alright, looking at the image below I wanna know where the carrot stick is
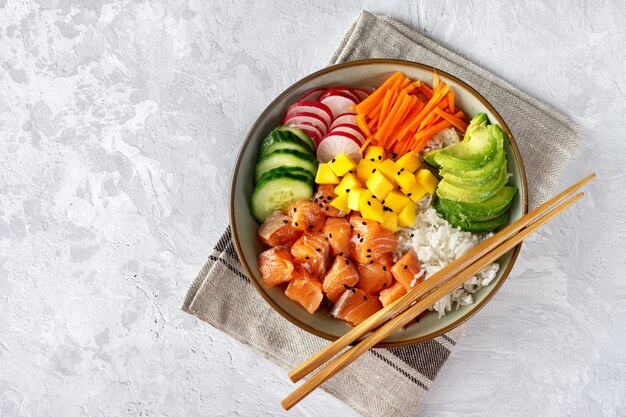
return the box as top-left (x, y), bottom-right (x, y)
top-left (355, 71), bottom-right (404, 113)
top-left (433, 107), bottom-right (468, 132)
top-left (403, 80), bottom-right (421, 94)
top-left (376, 90), bottom-right (408, 146)
top-left (385, 95), bottom-right (416, 147)
top-left (397, 84), bottom-right (450, 139)
top-left (413, 120), bottom-right (452, 144)
top-left (419, 83), bottom-right (433, 99)
top-left (359, 137), bottom-right (373, 153)
top-left (355, 113), bottom-right (373, 138)
top-left (447, 92), bottom-right (454, 113)
top-left (377, 89), bottom-right (394, 131)
top-left (418, 100), bottom-right (448, 131)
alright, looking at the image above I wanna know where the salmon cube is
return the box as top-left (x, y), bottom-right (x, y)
top-left (323, 256), bottom-right (360, 303)
top-left (258, 247), bottom-right (295, 288)
top-left (289, 200), bottom-right (326, 232)
top-left (391, 250), bottom-right (423, 291)
top-left (378, 281), bottom-right (407, 307)
top-left (285, 267), bottom-right (324, 314)
top-left (313, 185), bottom-right (346, 218)
top-left (290, 232), bottom-right (330, 277)
top-left (257, 210), bottom-right (302, 247)
top-left (322, 217), bottom-right (351, 257)
top-left (331, 287), bottom-right (383, 326)
top-left (357, 262), bottom-right (393, 294)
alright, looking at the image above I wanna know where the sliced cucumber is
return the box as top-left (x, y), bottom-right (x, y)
top-left (251, 172), bottom-right (314, 222)
top-left (255, 149), bottom-right (318, 183)
top-left (275, 125), bottom-right (316, 153)
top-left (259, 130), bottom-right (313, 158)
top-left (256, 166), bottom-right (314, 184)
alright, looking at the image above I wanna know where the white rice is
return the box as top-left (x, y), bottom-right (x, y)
top-left (394, 126), bottom-right (499, 317)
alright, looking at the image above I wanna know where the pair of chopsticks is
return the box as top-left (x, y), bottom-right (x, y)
top-left (282, 173), bottom-right (595, 410)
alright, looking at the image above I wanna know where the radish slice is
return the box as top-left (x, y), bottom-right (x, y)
top-left (297, 87), bottom-right (325, 102)
top-left (330, 113), bottom-right (358, 130)
top-left (351, 88), bottom-right (370, 102)
top-left (329, 123), bottom-right (366, 144)
top-left (320, 87), bottom-right (361, 103)
top-left (282, 112), bottom-right (328, 136)
top-left (317, 132), bottom-right (363, 163)
top-left (286, 101), bottom-right (333, 129)
top-left (319, 94), bottom-right (358, 119)
top-left (289, 122), bottom-right (323, 144)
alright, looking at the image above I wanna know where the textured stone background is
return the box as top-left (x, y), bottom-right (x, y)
top-left (1, 1), bottom-right (625, 416)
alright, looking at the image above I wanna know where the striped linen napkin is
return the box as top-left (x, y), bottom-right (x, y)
top-left (182, 11), bottom-right (579, 417)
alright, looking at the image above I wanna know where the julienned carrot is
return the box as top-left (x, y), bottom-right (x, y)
top-left (385, 95), bottom-right (416, 147)
top-left (359, 137), bottom-right (373, 153)
top-left (376, 90), bottom-right (408, 146)
top-left (418, 83), bottom-right (433, 99)
top-left (413, 120), bottom-right (452, 144)
top-left (447, 92), bottom-right (454, 113)
top-left (397, 83), bottom-right (450, 139)
top-left (355, 71), bottom-right (404, 114)
top-left (433, 107), bottom-right (468, 132)
top-left (355, 114), bottom-right (372, 138)
top-left (418, 100), bottom-right (448, 131)
top-left (377, 89), bottom-right (393, 131)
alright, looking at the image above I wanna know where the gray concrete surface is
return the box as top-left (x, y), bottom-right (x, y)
top-left (1, 1), bottom-right (624, 416)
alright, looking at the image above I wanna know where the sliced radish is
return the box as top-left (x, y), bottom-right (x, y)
top-left (320, 87), bottom-right (361, 103)
top-left (319, 94), bottom-right (358, 119)
top-left (289, 122), bottom-right (323, 144)
top-left (330, 113), bottom-right (358, 130)
top-left (286, 101), bottom-right (333, 129)
top-left (317, 132), bottom-right (362, 163)
top-left (351, 88), bottom-right (370, 102)
top-left (329, 123), bottom-right (366, 144)
top-left (282, 112), bottom-right (328, 136)
top-left (297, 87), bottom-right (325, 102)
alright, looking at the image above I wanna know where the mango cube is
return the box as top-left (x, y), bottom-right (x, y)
top-left (384, 190), bottom-right (411, 214)
top-left (315, 163), bottom-right (340, 185)
top-left (416, 168), bottom-right (439, 194)
top-left (328, 153), bottom-right (357, 177)
top-left (366, 170), bottom-right (394, 200)
top-left (381, 211), bottom-right (398, 232)
top-left (377, 159), bottom-right (401, 185)
top-left (405, 182), bottom-right (428, 203)
top-left (396, 152), bottom-right (421, 173)
top-left (347, 188), bottom-right (366, 211)
top-left (333, 173), bottom-right (362, 195)
top-left (397, 203), bottom-right (417, 227)
top-left (396, 170), bottom-right (417, 192)
top-left (358, 190), bottom-right (384, 223)
top-left (356, 158), bottom-right (379, 183)
top-left (363, 146), bottom-right (386, 162)
top-left (330, 193), bottom-right (350, 213)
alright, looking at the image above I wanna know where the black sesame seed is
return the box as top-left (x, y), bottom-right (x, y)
top-left (407, 193), bottom-right (412, 197)
top-left (363, 295), bottom-right (367, 301)
top-left (382, 282), bottom-right (388, 287)
top-left (359, 238), bottom-right (364, 243)
top-left (370, 260), bottom-right (374, 264)
top-left (367, 249), bottom-right (371, 253)
top-left (410, 233), bottom-right (414, 238)
top-left (283, 220), bottom-right (289, 224)
top-left (403, 264), bottom-right (408, 270)
top-left (345, 259), bottom-right (350, 265)
top-left (367, 201), bottom-right (371, 206)
top-left (331, 158), bottom-right (336, 163)
top-left (308, 225), bottom-right (314, 229)
top-left (362, 221), bottom-right (366, 225)
top-left (319, 203), bottom-right (323, 208)
top-left (315, 248), bottom-right (321, 252)
top-left (305, 256), bottom-right (310, 260)
top-left (366, 255), bottom-right (371, 258)
top-left (391, 152), bottom-right (397, 159)
top-left (370, 158), bottom-right (375, 162)
top-left (345, 188), bottom-right (350, 193)
top-left (351, 288), bottom-right (356, 293)
top-left (295, 222), bottom-right (299, 227)
top-left (344, 284), bottom-right (351, 289)
top-left (328, 233), bottom-right (332, 238)
top-left (397, 171), bottom-right (401, 176)
top-left (357, 233), bottom-right (361, 239)
top-left (382, 266), bottom-right (387, 271)
top-left (372, 168), bottom-right (377, 173)
top-left (338, 252), bottom-right (344, 256)
top-left (381, 200), bottom-right (385, 204)
top-left (350, 225), bottom-right (354, 229)
top-left (400, 168), bottom-right (405, 172)
top-left (325, 207), bottom-right (329, 211)
top-left (293, 208), bottom-right (297, 213)
top-left (378, 155), bottom-right (382, 160)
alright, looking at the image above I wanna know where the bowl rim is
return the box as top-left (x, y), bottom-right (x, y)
top-left (229, 58), bottom-right (528, 348)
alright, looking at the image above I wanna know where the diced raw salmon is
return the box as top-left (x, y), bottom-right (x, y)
top-left (348, 215), bottom-right (398, 264)
top-left (313, 184), bottom-right (346, 218)
top-left (357, 262), bottom-right (393, 294)
top-left (322, 255), bottom-right (360, 303)
top-left (391, 249), bottom-right (423, 291)
top-left (257, 210), bottom-right (302, 247)
top-left (284, 266), bottom-right (324, 314)
top-left (258, 247), bottom-right (295, 288)
top-left (322, 217), bottom-right (352, 257)
top-left (331, 287), bottom-right (383, 326)
top-left (290, 232), bottom-right (330, 277)
top-left (378, 252), bottom-right (395, 267)
top-left (378, 281), bottom-right (407, 307)
top-left (289, 200), bottom-right (326, 232)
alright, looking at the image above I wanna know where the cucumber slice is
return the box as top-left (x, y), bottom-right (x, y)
top-left (259, 130), bottom-right (313, 158)
top-left (255, 149), bottom-right (318, 183)
top-left (275, 126), bottom-right (316, 152)
top-left (251, 172), bottom-right (314, 222)
top-left (256, 166), bottom-right (314, 184)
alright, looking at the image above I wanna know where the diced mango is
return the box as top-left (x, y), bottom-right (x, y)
top-left (334, 173), bottom-right (362, 195)
top-left (328, 153), bottom-right (357, 177)
top-left (358, 190), bottom-right (384, 223)
top-left (396, 153), bottom-right (421, 173)
top-left (347, 188), bottom-right (366, 211)
top-left (397, 203), bottom-right (417, 227)
top-left (416, 169), bottom-right (439, 194)
top-left (377, 159), bottom-right (401, 185)
top-left (330, 193), bottom-right (351, 213)
top-left (384, 190), bottom-right (411, 214)
top-left (315, 163), bottom-right (340, 185)
top-left (381, 211), bottom-right (398, 232)
top-left (356, 158), bottom-right (379, 183)
top-left (363, 146), bottom-right (386, 162)
top-left (366, 170), bottom-right (394, 200)
top-left (396, 170), bottom-right (417, 192)
top-left (405, 182), bottom-right (428, 202)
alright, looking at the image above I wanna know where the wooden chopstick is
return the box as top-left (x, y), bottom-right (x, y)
top-left (282, 191), bottom-right (586, 410)
top-left (289, 173), bottom-right (596, 383)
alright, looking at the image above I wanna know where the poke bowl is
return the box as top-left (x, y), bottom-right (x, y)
top-left (230, 59), bottom-right (527, 347)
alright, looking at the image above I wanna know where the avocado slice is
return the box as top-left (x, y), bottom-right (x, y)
top-left (435, 198), bottom-right (510, 233)
top-left (422, 148), bottom-right (441, 168)
top-left (436, 186), bottom-right (517, 222)
top-left (436, 164), bottom-right (509, 203)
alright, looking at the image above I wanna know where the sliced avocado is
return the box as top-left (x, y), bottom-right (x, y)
top-left (435, 198), bottom-right (509, 233)
top-left (436, 164), bottom-right (509, 203)
top-left (434, 122), bottom-right (497, 170)
top-left (422, 148), bottom-right (441, 168)
top-left (440, 146), bottom-right (505, 186)
top-left (436, 186), bottom-right (517, 222)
